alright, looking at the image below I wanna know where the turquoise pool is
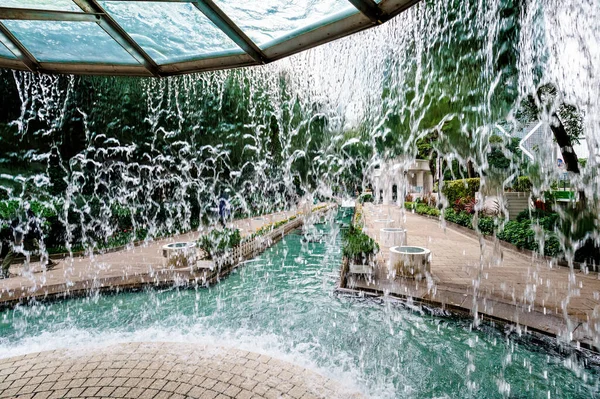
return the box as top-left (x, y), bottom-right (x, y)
top-left (0, 219), bottom-right (598, 398)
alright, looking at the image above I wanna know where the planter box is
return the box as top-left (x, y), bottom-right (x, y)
top-left (389, 246), bottom-right (431, 279)
top-left (162, 242), bottom-right (197, 268)
top-left (348, 264), bottom-right (374, 276)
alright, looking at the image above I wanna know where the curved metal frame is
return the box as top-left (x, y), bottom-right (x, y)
top-left (0, 0), bottom-right (420, 77)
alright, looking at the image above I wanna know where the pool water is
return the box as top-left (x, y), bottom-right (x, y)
top-left (0, 218), bottom-right (598, 398)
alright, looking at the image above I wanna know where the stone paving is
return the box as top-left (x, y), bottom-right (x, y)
top-left (0, 210), bottom-right (299, 307)
top-left (0, 342), bottom-right (361, 399)
top-left (348, 203), bottom-right (600, 350)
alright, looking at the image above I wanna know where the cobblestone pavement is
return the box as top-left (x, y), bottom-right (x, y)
top-left (350, 204), bottom-right (600, 350)
top-left (0, 342), bottom-right (361, 399)
top-left (0, 210), bottom-right (299, 306)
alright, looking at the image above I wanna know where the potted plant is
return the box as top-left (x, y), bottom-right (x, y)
top-left (342, 226), bottom-right (379, 275)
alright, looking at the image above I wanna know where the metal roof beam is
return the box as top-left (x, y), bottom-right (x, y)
top-left (72, 0), bottom-right (161, 77)
top-left (0, 7), bottom-right (100, 23)
top-left (346, 0), bottom-right (382, 24)
top-left (0, 21), bottom-right (39, 72)
top-left (192, 0), bottom-right (267, 64)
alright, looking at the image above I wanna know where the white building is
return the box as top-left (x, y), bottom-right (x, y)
top-left (371, 159), bottom-right (434, 204)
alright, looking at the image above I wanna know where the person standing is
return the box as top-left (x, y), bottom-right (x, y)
top-left (218, 196), bottom-right (227, 227)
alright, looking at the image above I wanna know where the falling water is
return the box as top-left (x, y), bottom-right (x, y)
top-left (0, 0), bottom-right (599, 397)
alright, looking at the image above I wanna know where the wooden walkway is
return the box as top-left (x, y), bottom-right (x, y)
top-left (0, 208), bottom-right (323, 309)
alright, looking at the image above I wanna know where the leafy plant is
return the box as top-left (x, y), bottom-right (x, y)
top-left (358, 193), bottom-right (373, 203)
top-left (512, 176), bottom-right (532, 192)
top-left (463, 198), bottom-right (477, 214)
top-left (198, 228), bottom-right (241, 259)
top-left (444, 208), bottom-right (473, 228)
top-left (422, 193), bottom-right (437, 207)
top-left (442, 178), bottom-right (480, 204)
top-left (342, 226), bottom-right (379, 264)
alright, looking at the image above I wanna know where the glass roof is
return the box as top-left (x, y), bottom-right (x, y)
top-left (213, 0), bottom-right (358, 48)
top-left (0, 0), bottom-right (81, 11)
top-left (0, 0), bottom-right (417, 76)
top-left (100, 1), bottom-right (244, 64)
top-left (4, 20), bottom-right (140, 64)
top-left (0, 40), bottom-right (14, 58)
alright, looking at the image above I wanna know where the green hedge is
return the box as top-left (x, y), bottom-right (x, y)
top-left (407, 202), bottom-right (561, 257)
top-left (497, 220), bottom-right (560, 257)
top-left (441, 178), bottom-right (480, 204)
top-left (512, 176), bottom-right (532, 192)
top-left (404, 202), bottom-right (441, 217)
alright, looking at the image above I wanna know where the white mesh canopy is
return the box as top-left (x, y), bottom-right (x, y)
top-left (0, 0), bottom-right (418, 76)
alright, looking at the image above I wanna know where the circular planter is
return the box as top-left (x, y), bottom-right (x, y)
top-left (389, 246), bottom-right (431, 279)
top-left (380, 228), bottom-right (407, 248)
top-left (372, 219), bottom-right (394, 239)
top-left (162, 242), bottom-right (197, 268)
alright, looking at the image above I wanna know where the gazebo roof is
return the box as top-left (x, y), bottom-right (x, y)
top-left (0, 0), bottom-right (418, 77)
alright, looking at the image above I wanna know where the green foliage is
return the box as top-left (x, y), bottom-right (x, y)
top-left (516, 209), bottom-right (559, 230)
top-left (496, 220), bottom-right (560, 257)
top-left (441, 178), bottom-right (480, 205)
top-left (476, 217), bottom-right (496, 236)
top-left (198, 228), bottom-right (242, 259)
top-left (358, 193), bottom-right (373, 203)
top-left (417, 204), bottom-right (440, 217)
top-left (487, 136), bottom-right (523, 172)
top-left (407, 204), bottom-right (562, 257)
top-left (342, 226), bottom-right (379, 263)
top-left (404, 201), bottom-right (441, 217)
top-left (512, 176), bottom-right (532, 192)
top-left (444, 208), bottom-right (473, 228)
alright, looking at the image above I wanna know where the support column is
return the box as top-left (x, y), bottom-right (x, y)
top-left (416, 171), bottom-right (424, 196)
top-left (426, 173), bottom-right (434, 194)
top-left (382, 183), bottom-right (391, 205)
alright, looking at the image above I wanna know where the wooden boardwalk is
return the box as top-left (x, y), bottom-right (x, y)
top-left (0, 208), bottom-right (322, 309)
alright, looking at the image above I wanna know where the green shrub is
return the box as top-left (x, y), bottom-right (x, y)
top-left (497, 220), bottom-right (534, 249)
top-left (496, 220), bottom-right (560, 256)
top-left (415, 204), bottom-right (440, 217)
top-left (476, 216), bottom-right (495, 236)
top-left (441, 178), bottom-right (480, 204)
top-left (405, 198), bottom-right (566, 258)
top-left (342, 226), bottom-right (379, 263)
top-left (444, 208), bottom-right (472, 228)
top-left (404, 202), bottom-right (440, 217)
top-left (198, 227), bottom-right (241, 259)
top-left (358, 193), bottom-right (373, 203)
top-left (513, 176), bottom-right (532, 192)
top-left (516, 209), bottom-right (559, 231)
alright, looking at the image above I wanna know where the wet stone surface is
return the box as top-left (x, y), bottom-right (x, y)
top-left (0, 342), bottom-right (362, 399)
